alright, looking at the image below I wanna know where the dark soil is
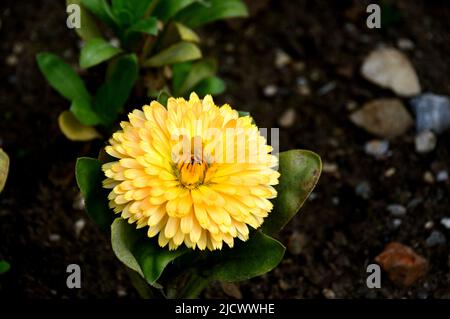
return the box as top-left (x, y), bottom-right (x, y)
top-left (0, 0), bottom-right (449, 298)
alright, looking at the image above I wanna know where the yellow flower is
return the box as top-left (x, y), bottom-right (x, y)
top-left (102, 93), bottom-right (279, 250)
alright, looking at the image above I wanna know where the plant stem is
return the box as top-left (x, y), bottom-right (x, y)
top-left (177, 273), bottom-right (209, 299)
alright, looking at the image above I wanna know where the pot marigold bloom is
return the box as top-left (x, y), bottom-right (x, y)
top-left (102, 93), bottom-right (279, 250)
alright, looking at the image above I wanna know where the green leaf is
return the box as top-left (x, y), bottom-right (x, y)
top-left (75, 157), bottom-right (113, 230)
top-left (144, 42), bottom-right (201, 68)
top-left (36, 53), bottom-right (91, 102)
top-left (111, 0), bottom-right (153, 27)
top-left (58, 111), bottom-right (101, 141)
top-left (0, 260), bottom-right (10, 274)
top-left (175, 0), bottom-right (248, 28)
top-left (0, 148), bottom-right (9, 193)
top-left (94, 54), bottom-right (138, 125)
top-left (157, 90), bottom-right (171, 106)
top-left (203, 231), bottom-right (285, 282)
top-left (171, 62), bottom-right (193, 95)
top-left (111, 218), bottom-right (186, 285)
top-left (79, 38), bottom-right (122, 69)
top-left (70, 98), bottom-right (102, 126)
top-left (174, 58), bottom-right (216, 96)
top-left (238, 110), bottom-right (250, 117)
top-left (262, 150), bottom-right (322, 236)
top-left (192, 76), bottom-right (225, 97)
top-left (66, 0), bottom-right (102, 40)
top-left (153, 0), bottom-right (198, 22)
top-left (81, 0), bottom-right (117, 28)
top-left (126, 17), bottom-right (158, 36)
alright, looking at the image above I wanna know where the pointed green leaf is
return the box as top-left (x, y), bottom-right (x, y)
top-left (143, 42), bottom-right (201, 67)
top-left (69, 98), bottom-right (102, 126)
top-left (126, 17), bottom-right (158, 36)
top-left (59, 111), bottom-right (101, 141)
top-left (80, 38), bottom-right (122, 69)
top-left (174, 58), bottom-right (216, 96)
top-left (176, 0), bottom-right (248, 28)
top-left (171, 62), bottom-right (193, 95)
top-left (262, 150), bottom-right (322, 236)
top-left (157, 90), bottom-right (171, 106)
top-left (81, 0), bottom-right (117, 28)
top-left (0, 148), bottom-right (9, 193)
top-left (75, 157), bottom-right (113, 230)
top-left (153, 0), bottom-right (198, 22)
top-left (66, 0), bottom-right (102, 40)
top-left (111, 0), bottom-right (153, 26)
top-left (203, 232), bottom-right (285, 282)
top-left (94, 54), bottom-right (138, 125)
top-left (173, 22), bottom-right (200, 43)
top-left (36, 53), bottom-right (91, 102)
top-left (192, 76), bottom-right (225, 97)
top-left (111, 218), bottom-right (186, 285)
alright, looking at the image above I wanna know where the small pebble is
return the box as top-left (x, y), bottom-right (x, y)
top-left (397, 38), bottom-right (415, 50)
top-left (75, 219), bottom-right (86, 236)
top-left (355, 181), bottom-right (371, 199)
top-left (49, 234), bottom-right (61, 242)
top-left (440, 218), bottom-right (450, 229)
top-left (322, 288), bottom-right (336, 299)
top-left (275, 50), bottom-right (291, 68)
top-left (317, 81), bottom-right (336, 96)
top-left (346, 101), bottom-right (358, 111)
top-left (424, 221), bottom-right (434, 230)
top-left (322, 162), bottom-right (338, 174)
top-left (387, 204), bottom-right (407, 217)
top-left (384, 167), bottom-right (396, 177)
top-left (425, 230), bottom-right (446, 247)
top-left (332, 196), bottom-right (340, 205)
top-left (6, 55), bottom-right (18, 66)
top-left (392, 219), bottom-right (402, 228)
top-left (364, 139), bottom-right (389, 158)
top-left (423, 171), bottom-right (435, 184)
top-left (278, 108), bottom-right (296, 128)
top-left (263, 85), bottom-right (277, 97)
top-left (436, 170), bottom-right (448, 182)
top-left (288, 231), bottom-right (306, 255)
top-left (109, 38), bottom-right (120, 48)
top-left (415, 130), bottom-right (436, 153)
top-left (73, 193), bottom-right (85, 210)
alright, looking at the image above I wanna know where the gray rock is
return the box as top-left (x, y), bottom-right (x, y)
top-left (410, 93), bottom-right (450, 134)
top-left (350, 99), bottom-right (413, 138)
top-left (425, 230), bottom-right (446, 247)
top-left (361, 47), bottom-right (421, 97)
top-left (364, 139), bottom-right (389, 158)
top-left (387, 204), bottom-right (407, 216)
top-left (278, 108), bottom-right (296, 128)
top-left (436, 170), bottom-right (448, 182)
top-left (355, 181), bottom-right (372, 199)
top-left (415, 130), bottom-right (436, 153)
top-left (440, 218), bottom-right (450, 229)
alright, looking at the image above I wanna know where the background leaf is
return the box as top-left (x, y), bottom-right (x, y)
top-left (0, 148), bottom-right (9, 193)
top-left (94, 54), bottom-right (139, 125)
top-left (58, 111), bottom-right (101, 141)
top-left (192, 76), bottom-right (225, 97)
top-left (143, 42), bottom-right (201, 67)
top-left (81, 0), bottom-right (118, 29)
top-left (126, 17), bottom-right (158, 36)
top-left (175, 0), bottom-right (248, 28)
top-left (0, 260), bottom-right (10, 274)
top-left (173, 58), bottom-right (216, 96)
top-left (36, 53), bottom-right (91, 102)
top-left (75, 157), bottom-right (113, 230)
top-left (66, 0), bottom-right (102, 40)
top-left (153, 0), bottom-right (198, 22)
top-left (111, 0), bottom-right (153, 27)
top-left (70, 98), bottom-right (102, 126)
top-left (79, 38), bottom-right (122, 69)
top-left (262, 150), bottom-right (322, 236)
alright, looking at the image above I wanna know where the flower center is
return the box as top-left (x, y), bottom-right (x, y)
top-left (175, 136), bottom-right (208, 189)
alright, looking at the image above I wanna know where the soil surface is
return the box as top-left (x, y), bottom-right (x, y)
top-left (0, 0), bottom-right (449, 298)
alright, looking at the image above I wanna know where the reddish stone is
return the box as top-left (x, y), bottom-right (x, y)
top-left (375, 242), bottom-right (428, 287)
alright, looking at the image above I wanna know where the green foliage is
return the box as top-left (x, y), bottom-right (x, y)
top-left (0, 260), bottom-right (10, 275)
top-left (38, 0), bottom-right (248, 141)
